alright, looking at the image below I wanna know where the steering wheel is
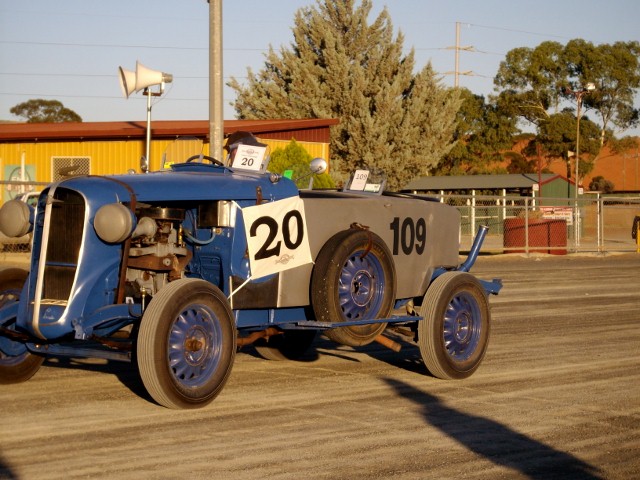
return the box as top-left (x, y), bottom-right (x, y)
top-left (185, 154), bottom-right (224, 166)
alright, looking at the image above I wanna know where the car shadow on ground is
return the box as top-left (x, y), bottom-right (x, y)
top-left (359, 331), bottom-right (432, 375)
top-left (381, 377), bottom-right (603, 480)
top-left (0, 453), bottom-right (18, 480)
top-left (41, 357), bottom-right (153, 404)
top-left (241, 334), bottom-right (365, 363)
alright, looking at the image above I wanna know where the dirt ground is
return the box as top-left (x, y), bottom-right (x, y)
top-left (1, 253), bottom-right (639, 479)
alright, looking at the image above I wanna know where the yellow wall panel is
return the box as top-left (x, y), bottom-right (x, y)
top-left (0, 138), bottom-right (330, 184)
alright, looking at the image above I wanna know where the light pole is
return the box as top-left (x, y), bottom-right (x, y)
top-left (565, 82), bottom-right (596, 247)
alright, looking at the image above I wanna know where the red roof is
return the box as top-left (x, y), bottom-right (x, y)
top-left (0, 119), bottom-right (340, 143)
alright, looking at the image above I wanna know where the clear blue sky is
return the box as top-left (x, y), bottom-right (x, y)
top-left (1, 0), bottom-right (639, 135)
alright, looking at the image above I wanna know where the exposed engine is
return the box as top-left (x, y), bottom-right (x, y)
top-left (125, 206), bottom-right (191, 299)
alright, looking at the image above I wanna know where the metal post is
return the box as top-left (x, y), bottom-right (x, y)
top-left (596, 193), bottom-right (602, 252)
top-left (574, 96), bottom-right (581, 248)
top-left (471, 189), bottom-right (476, 238)
top-left (20, 151), bottom-right (26, 194)
top-left (145, 89), bottom-right (152, 172)
top-left (209, 0), bottom-right (224, 163)
top-left (525, 197), bottom-right (529, 255)
top-left (566, 83), bottom-right (595, 249)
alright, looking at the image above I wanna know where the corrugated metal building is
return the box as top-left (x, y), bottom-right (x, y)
top-left (0, 119), bottom-right (338, 201)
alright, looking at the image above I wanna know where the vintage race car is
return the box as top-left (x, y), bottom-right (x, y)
top-left (0, 134), bottom-right (501, 409)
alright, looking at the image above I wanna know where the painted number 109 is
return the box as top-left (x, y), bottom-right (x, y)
top-left (389, 217), bottom-right (426, 255)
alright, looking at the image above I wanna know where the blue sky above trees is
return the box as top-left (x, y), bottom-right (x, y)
top-left (1, 0), bottom-right (638, 135)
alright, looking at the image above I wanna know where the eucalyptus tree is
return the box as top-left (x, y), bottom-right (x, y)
top-left (494, 39), bottom-right (640, 178)
top-left (433, 88), bottom-right (518, 175)
top-left (494, 39), bottom-right (640, 138)
top-left (562, 39), bottom-right (640, 138)
top-left (10, 99), bottom-right (82, 123)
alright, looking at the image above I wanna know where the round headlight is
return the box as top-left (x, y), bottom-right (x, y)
top-left (0, 199), bottom-right (32, 237)
top-left (94, 203), bottom-right (136, 244)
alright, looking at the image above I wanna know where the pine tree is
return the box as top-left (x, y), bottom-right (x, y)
top-left (228, 0), bottom-right (460, 191)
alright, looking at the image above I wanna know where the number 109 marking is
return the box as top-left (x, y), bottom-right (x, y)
top-left (390, 217), bottom-right (426, 255)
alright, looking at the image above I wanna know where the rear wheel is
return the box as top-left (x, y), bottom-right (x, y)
top-left (137, 279), bottom-right (236, 409)
top-left (418, 272), bottom-right (490, 379)
top-left (311, 229), bottom-right (395, 347)
top-left (0, 268), bottom-right (44, 384)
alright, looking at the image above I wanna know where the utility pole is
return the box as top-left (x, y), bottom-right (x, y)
top-left (208, 0), bottom-right (224, 162)
top-left (447, 22), bottom-right (474, 88)
top-left (455, 22), bottom-right (460, 88)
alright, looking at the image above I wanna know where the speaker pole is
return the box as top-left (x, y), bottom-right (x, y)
top-left (144, 88), bottom-right (152, 172)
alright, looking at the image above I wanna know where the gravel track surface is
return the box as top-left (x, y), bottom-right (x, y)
top-left (1, 254), bottom-right (639, 479)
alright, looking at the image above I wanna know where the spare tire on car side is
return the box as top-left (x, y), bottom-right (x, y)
top-left (311, 228), bottom-right (396, 347)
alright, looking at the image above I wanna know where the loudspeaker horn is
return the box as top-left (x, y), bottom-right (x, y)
top-left (134, 61), bottom-right (173, 93)
top-left (118, 66), bottom-right (136, 98)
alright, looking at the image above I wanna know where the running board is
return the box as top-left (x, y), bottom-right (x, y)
top-left (296, 314), bottom-right (421, 330)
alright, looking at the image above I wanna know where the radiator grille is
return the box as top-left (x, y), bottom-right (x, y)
top-left (43, 188), bottom-right (85, 300)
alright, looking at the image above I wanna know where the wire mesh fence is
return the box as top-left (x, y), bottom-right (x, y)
top-left (1, 182), bottom-right (640, 256)
top-left (439, 193), bottom-right (640, 255)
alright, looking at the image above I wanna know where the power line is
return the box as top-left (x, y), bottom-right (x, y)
top-left (0, 40), bottom-right (267, 52)
top-left (0, 73), bottom-right (247, 80)
top-left (0, 7), bottom-right (201, 23)
top-left (465, 22), bottom-right (572, 40)
top-left (0, 92), bottom-right (224, 102)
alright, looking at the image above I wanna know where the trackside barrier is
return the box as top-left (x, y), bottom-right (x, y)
top-left (428, 193), bottom-right (640, 255)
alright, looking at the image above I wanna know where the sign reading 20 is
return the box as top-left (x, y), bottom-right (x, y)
top-left (389, 217), bottom-right (426, 255)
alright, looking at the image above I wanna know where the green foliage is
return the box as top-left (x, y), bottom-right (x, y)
top-left (433, 88), bottom-right (519, 175)
top-left (495, 39), bottom-right (640, 173)
top-left (607, 135), bottom-right (639, 155)
top-left (10, 99), bottom-right (82, 123)
top-left (228, 0), bottom-right (460, 191)
top-left (536, 112), bottom-right (600, 158)
top-left (268, 139), bottom-right (335, 189)
top-left (589, 175), bottom-right (615, 193)
top-left (533, 112), bottom-right (600, 181)
top-left (495, 41), bottom-right (568, 126)
top-left (563, 40), bottom-right (640, 134)
top-left (495, 40), bottom-right (640, 138)
top-left (504, 152), bottom-right (541, 174)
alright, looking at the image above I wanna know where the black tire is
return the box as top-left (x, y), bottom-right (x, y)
top-left (418, 272), bottom-right (490, 380)
top-left (0, 268), bottom-right (44, 384)
top-left (254, 330), bottom-right (317, 361)
top-left (311, 229), bottom-right (396, 347)
top-left (137, 278), bottom-right (236, 409)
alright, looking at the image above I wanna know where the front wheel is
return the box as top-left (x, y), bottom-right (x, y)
top-left (418, 272), bottom-right (490, 380)
top-left (137, 279), bottom-right (236, 409)
top-left (0, 268), bottom-right (44, 384)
